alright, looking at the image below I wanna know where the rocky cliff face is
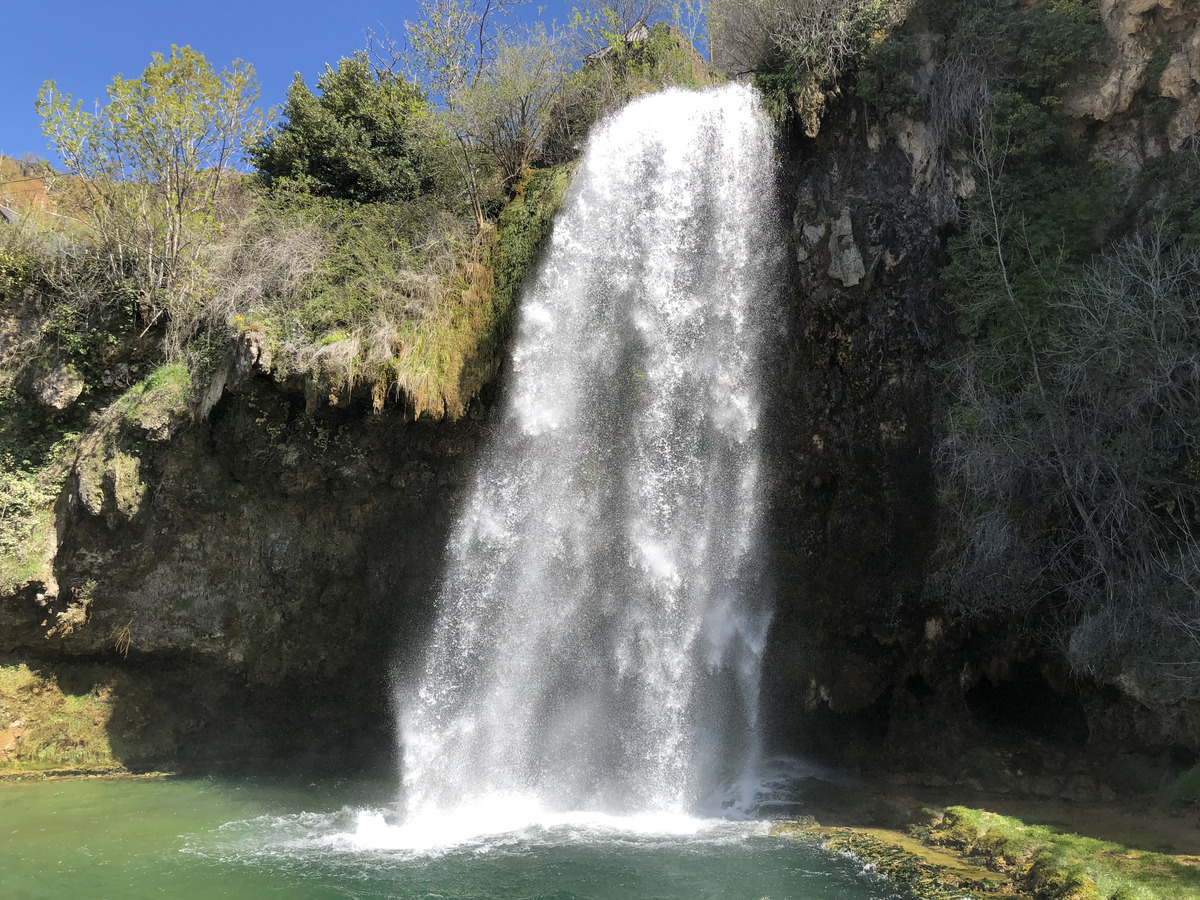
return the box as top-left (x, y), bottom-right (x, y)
top-left (755, 0), bottom-right (1200, 797)
top-left (759, 103), bottom-right (963, 776)
top-left (1, 363), bottom-right (493, 771)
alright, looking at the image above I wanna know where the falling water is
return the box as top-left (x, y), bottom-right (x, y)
top-left (400, 84), bottom-right (782, 825)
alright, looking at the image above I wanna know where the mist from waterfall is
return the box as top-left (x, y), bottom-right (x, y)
top-left (399, 83), bottom-right (782, 825)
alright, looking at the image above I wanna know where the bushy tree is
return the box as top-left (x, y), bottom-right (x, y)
top-left (250, 53), bottom-right (438, 203)
top-left (711, 0), bottom-right (903, 133)
top-left (713, 0), bottom-right (898, 77)
top-left (453, 26), bottom-right (570, 187)
top-left (593, 0), bottom-right (666, 31)
top-left (544, 22), bottom-right (718, 164)
top-left (574, 0), bottom-right (668, 48)
top-left (36, 46), bottom-right (263, 329)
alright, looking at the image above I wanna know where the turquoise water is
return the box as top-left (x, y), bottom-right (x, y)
top-left (1, 777), bottom-right (902, 899)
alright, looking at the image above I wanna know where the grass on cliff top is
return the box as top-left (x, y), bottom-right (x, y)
top-left (111, 362), bottom-right (192, 421)
top-left (72, 362), bottom-right (197, 528)
top-left (375, 156), bottom-right (570, 418)
top-left (927, 806), bottom-right (1200, 900)
top-left (215, 165), bottom-right (571, 418)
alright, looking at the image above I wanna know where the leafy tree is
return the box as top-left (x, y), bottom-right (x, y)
top-left (574, 0), bottom-right (669, 49)
top-left (453, 25), bottom-right (570, 187)
top-left (378, 0), bottom-right (530, 228)
top-left (36, 46), bottom-right (263, 330)
top-left (399, 0), bottom-right (528, 91)
top-left (592, 0), bottom-right (666, 31)
top-left (250, 53), bottom-right (438, 203)
top-left (672, 0), bottom-right (711, 52)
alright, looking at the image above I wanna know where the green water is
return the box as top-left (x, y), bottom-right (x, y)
top-left (2, 778), bottom-right (902, 899)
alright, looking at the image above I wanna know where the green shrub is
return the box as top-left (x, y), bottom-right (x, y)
top-left (0, 245), bottom-right (35, 299)
top-left (493, 166), bottom-right (572, 330)
top-left (1166, 763), bottom-right (1200, 802)
top-left (201, 162), bottom-right (570, 417)
top-left (0, 402), bottom-right (81, 594)
top-left (1137, 150), bottom-right (1200, 251)
top-left (1015, 0), bottom-right (1107, 94)
top-left (939, 228), bottom-right (1200, 697)
top-left (854, 30), bottom-right (919, 116)
top-left (721, 0), bottom-right (906, 131)
top-left (941, 86), bottom-right (1112, 383)
top-left (250, 52), bottom-right (443, 203)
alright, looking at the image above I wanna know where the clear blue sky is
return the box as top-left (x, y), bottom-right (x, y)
top-left (0, 0), bottom-right (577, 164)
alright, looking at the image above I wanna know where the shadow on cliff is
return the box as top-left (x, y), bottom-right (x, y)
top-left (753, 98), bottom-right (951, 773)
top-left (2, 648), bottom-right (402, 776)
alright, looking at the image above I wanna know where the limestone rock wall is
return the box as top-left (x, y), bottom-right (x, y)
top-left (0, 373), bottom-right (490, 771)
top-left (755, 0), bottom-right (1200, 793)
top-left (759, 103), bottom-right (958, 774)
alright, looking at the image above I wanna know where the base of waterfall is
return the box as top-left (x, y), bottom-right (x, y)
top-left (391, 769), bottom-right (783, 846)
top-left (1, 775), bottom-right (905, 898)
top-left (334, 799), bottom-right (762, 856)
top-left (327, 756), bottom-right (851, 855)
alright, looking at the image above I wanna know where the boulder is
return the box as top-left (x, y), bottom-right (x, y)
top-left (31, 363), bottom-right (84, 410)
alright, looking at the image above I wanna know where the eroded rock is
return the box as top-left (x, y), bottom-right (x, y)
top-left (31, 364), bottom-right (84, 411)
top-left (827, 207), bottom-right (866, 287)
top-left (1162, 26), bottom-right (1200, 149)
top-left (892, 116), bottom-right (936, 186)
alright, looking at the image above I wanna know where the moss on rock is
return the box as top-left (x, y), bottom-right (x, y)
top-left (74, 363), bottom-right (193, 525)
top-left (774, 801), bottom-right (1200, 900)
top-left (0, 660), bottom-right (124, 775)
top-left (773, 821), bottom-right (1010, 899)
top-left (920, 807), bottom-right (1200, 900)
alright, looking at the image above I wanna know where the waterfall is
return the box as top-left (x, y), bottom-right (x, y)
top-left (399, 84), bottom-right (781, 822)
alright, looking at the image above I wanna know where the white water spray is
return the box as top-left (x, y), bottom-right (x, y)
top-left (399, 84), bottom-right (782, 828)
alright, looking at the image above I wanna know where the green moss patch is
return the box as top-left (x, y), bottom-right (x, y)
top-left (211, 166), bottom-right (570, 419)
top-left (773, 820), bottom-right (1010, 899)
top-left (0, 392), bottom-right (82, 596)
top-left (776, 804), bottom-right (1200, 900)
top-left (74, 363), bottom-right (194, 525)
top-left (0, 661), bottom-right (124, 776)
top-left (356, 164), bottom-right (570, 418)
top-left (925, 806), bottom-right (1200, 900)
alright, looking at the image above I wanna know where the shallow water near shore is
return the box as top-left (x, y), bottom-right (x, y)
top-left (2, 776), bottom-right (904, 899)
